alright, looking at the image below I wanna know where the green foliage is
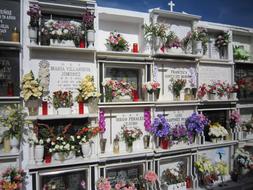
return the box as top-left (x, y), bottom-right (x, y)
top-left (143, 23), bottom-right (167, 41)
top-left (233, 46), bottom-right (250, 61)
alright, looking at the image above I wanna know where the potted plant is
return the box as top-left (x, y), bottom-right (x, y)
top-left (21, 71), bottom-right (43, 116)
top-left (142, 81), bottom-right (160, 101)
top-left (233, 148), bottom-right (253, 176)
top-left (76, 125), bottom-right (100, 157)
top-left (144, 23), bottom-right (167, 53)
top-left (120, 126), bottom-right (143, 153)
top-left (228, 83), bottom-right (239, 100)
top-left (0, 105), bottom-right (28, 153)
top-left (52, 90), bottom-right (73, 115)
top-left (171, 79), bottom-right (186, 101)
top-left (151, 114), bottom-right (171, 149)
top-left (207, 82), bottom-right (217, 100)
top-left (164, 31), bottom-right (182, 54)
top-left (83, 9), bottom-right (96, 48)
top-left (27, 2), bottom-right (40, 44)
top-left (96, 177), bottom-right (111, 190)
top-left (185, 112), bottom-right (209, 144)
top-left (191, 27), bottom-right (208, 55)
top-left (208, 122), bottom-right (228, 143)
top-left (0, 167), bottom-right (26, 190)
top-left (215, 31), bottom-right (230, 59)
top-left (233, 46), bottom-right (250, 61)
top-left (49, 135), bottom-right (76, 162)
top-left (76, 75), bottom-right (101, 114)
top-left (106, 31), bottom-right (129, 51)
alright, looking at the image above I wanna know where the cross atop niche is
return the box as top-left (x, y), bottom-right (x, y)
top-left (168, 0), bottom-right (175, 12)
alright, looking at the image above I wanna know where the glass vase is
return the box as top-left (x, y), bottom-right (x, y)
top-left (126, 141), bottom-right (133, 153)
top-left (88, 98), bottom-right (98, 114)
top-left (100, 138), bottom-right (107, 154)
top-left (26, 99), bottom-right (40, 116)
top-left (3, 137), bottom-right (11, 153)
top-left (113, 138), bottom-right (120, 154)
top-left (143, 135), bottom-right (150, 149)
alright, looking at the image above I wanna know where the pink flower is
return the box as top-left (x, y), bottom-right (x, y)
top-left (144, 171), bottom-right (158, 183)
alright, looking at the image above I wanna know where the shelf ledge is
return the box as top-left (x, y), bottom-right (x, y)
top-left (27, 45), bottom-right (96, 53)
top-left (26, 113), bottom-right (97, 121)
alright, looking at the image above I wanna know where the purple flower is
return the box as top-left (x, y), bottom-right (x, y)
top-left (151, 114), bottom-right (170, 138)
top-left (144, 108), bottom-right (152, 132)
top-left (172, 124), bottom-right (187, 139)
top-left (99, 109), bottom-right (106, 133)
top-left (185, 112), bottom-right (209, 135)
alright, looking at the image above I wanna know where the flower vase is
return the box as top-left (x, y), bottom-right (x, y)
top-left (29, 144), bottom-right (35, 165)
top-left (53, 151), bottom-right (75, 162)
top-left (160, 138), bottom-right (169, 149)
top-left (28, 27), bottom-right (37, 45)
top-left (34, 145), bottom-right (44, 164)
top-left (229, 92), bottom-right (237, 100)
top-left (113, 138), bottom-right (120, 154)
top-left (173, 92), bottom-right (180, 101)
top-left (219, 47), bottom-right (227, 59)
top-left (154, 89), bottom-right (160, 101)
top-left (191, 88), bottom-right (197, 100)
top-left (79, 102), bottom-right (84, 114)
top-left (100, 138), bottom-right (107, 154)
top-left (26, 99), bottom-right (40, 116)
top-left (56, 107), bottom-right (72, 115)
top-left (126, 141), bottom-right (133, 153)
top-left (208, 93), bottom-right (216, 100)
top-left (143, 135), bottom-right (150, 149)
top-left (3, 137), bottom-right (11, 153)
top-left (81, 142), bottom-right (91, 157)
top-left (88, 98), bottom-right (98, 114)
top-left (192, 40), bottom-right (203, 55)
top-left (79, 39), bottom-right (85, 48)
top-left (10, 137), bottom-right (19, 153)
top-left (87, 29), bottom-right (95, 48)
top-left (105, 88), bottom-right (113, 102)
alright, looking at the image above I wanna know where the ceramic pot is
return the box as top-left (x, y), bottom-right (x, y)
top-left (10, 137), bottom-right (19, 153)
top-left (87, 29), bottom-right (95, 48)
top-left (81, 142), bottom-right (91, 157)
top-left (29, 27), bottom-right (37, 45)
top-left (34, 145), bottom-right (44, 164)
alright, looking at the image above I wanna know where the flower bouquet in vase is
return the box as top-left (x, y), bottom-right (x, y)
top-left (21, 71), bottom-right (43, 116)
top-left (49, 135), bottom-right (76, 162)
top-left (83, 9), bottom-right (96, 48)
top-left (208, 122), bottom-right (228, 143)
top-left (106, 31), bottom-right (129, 51)
top-left (27, 2), bottom-right (40, 45)
top-left (215, 81), bottom-right (227, 100)
top-left (164, 31), bottom-right (182, 54)
top-left (185, 112), bottom-right (209, 144)
top-left (120, 126), bottom-right (143, 153)
top-left (76, 75), bottom-right (101, 114)
top-left (191, 27), bottom-right (208, 56)
top-left (0, 167), bottom-right (27, 190)
top-left (228, 83), bottom-right (239, 100)
top-left (53, 90), bottom-right (73, 115)
top-left (76, 125), bottom-right (100, 157)
top-left (215, 31), bottom-right (230, 59)
top-left (171, 79), bottom-right (186, 101)
top-left (197, 83), bottom-right (208, 100)
top-left (161, 163), bottom-right (187, 190)
top-left (142, 81), bottom-right (160, 101)
top-left (207, 83), bottom-right (217, 100)
top-left (151, 114), bottom-right (171, 149)
top-left (171, 124), bottom-right (189, 148)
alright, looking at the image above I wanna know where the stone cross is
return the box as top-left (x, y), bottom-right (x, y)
top-left (168, 0), bottom-right (175, 12)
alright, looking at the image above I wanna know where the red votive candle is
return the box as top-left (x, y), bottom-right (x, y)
top-left (79, 39), bottom-right (85, 48)
top-left (7, 82), bottom-right (14, 96)
top-left (79, 102), bottom-right (84, 114)
top-left (42, 101), bottom-right (48, 115)
top-left (133, 43), bottom-right (138, 53)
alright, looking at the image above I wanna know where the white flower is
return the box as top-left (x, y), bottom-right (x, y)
top-left (60, 137), bottom-right (64, 141)
top-left (39, 139), bottom-right (44, 145)
top-left (77, 136), bottom-right (81, 139)
top-left (51, 142), bottom-right (55, 145)
top-left (57, 137), bottom-right (60, 140)
top-left (49, 149), bottom-right (52, 153)
top-left (55, 145), bottom-right (59, 149)
top-left (60, 145), bottom-right (63, 150)
top-left (70, 136), bottom-right (75, 141)
top-left (71, 146), bottom-right (75, 150)
top-left (46, 138), bottom-right (51, 143)
top-left (56, 29), bottom-right (62, 36)
top-left (63, 29), bottom-right (68, 34)
top-left (63, 142), bottom-right (66, 145)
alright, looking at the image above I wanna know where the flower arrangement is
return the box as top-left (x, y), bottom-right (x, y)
top-left (215, 161), bottom-right (228, 176)
top-left (28, 132), bottom-right (47, 146)
top-left (143, 23), bottom-right (167, 42)
top-left (229, 110), bottom-right (240, 128)
top-left (52, 90), bottom-right (73, 109)
top-left (106, 31), bottom-right (129, 51)
top-left (181, 31), bottom-right (192, 52)
top-left (144, 108), bottom-right (152, 132)
top-left (102, 79), bottom-right (135, 100)
top-left (82, 9), bottom-right (96, 30)
top-left (21, 71), bottom-right (43, 101)
top-left (144, 171), bottom-right (158, 185)
top-left (49, 135), bottom-right (76, 154)
top-left (0, 105), bottom-right (28, 139)
top-left (236, 79), bottom-right (246, 90)
top-left (0, 167), bottom-right (26, 190)
top-left (164, 31), bottom-right (181, 49)
top-left (171, 79), bottom-right (186, 97)
top-left (215, 31), bottom-right (230, 49)
top-left (234, 148), bottom-right (253, 169)
top-left (191, 27), bottom-right (208, 54)
top-left (120, 126), bottom-right (143, 145)
top-left (96, 177), bottom-right (111, 190)
top-left (207, 81), bottom-right (228, 97)
top-left (194, 156), bottom-right (218, 186)
top-left (27, 2), bottom-right (41, 28)
top-left (142, 81), bottom-right (160, 94)
top-left (171, 124), bottom-right (188, 142)
top-left (208, 122), bottom-right (228, 139)
top-left (41, 19), bottom-right (83, 42)
top-left (76, 125), bottom-right (100, 144)
top-left (151, 114), bottom-right (170, 138)
top-left (185, 112), bottom-right (209, 135)
top-left (233, 46), bottom-right (250, 61)
top-left (114, 180), bottom-right (136, 190)
top-left (76, 75), bottom-right (101, 103)
top-left (197, 83), bottom-right (208, 99)
top-left (229, 83), bottom-right (239, 93)
top-left (161, 163), bottom-right (186, 185)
